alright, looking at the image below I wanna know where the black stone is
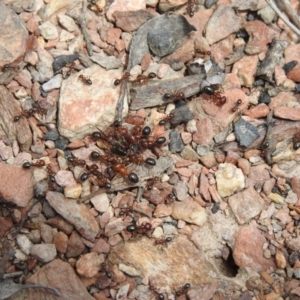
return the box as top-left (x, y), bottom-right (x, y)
top-left (44, 130), bottom-right (60, 141)
top-left (169, 129), bottom-right (184, 153)
top-left (258, 92), bottom-right (271, 104)
top-left (169, 105), bottom-right (193, 127)
top-left (204, 0), bottom-right (217, 8)
top-left (283, 60), bottom-right (298, 74)
top-left (54, 138), bottom-right (69, 150)
top-left (52, 53), bottom-right (79, 73)
top-left (234, 118), bottom-right (260, 147)
top-left (211, 203), bottom-right (220, 214)
top-left (253, 78), bottom-right (265, 86)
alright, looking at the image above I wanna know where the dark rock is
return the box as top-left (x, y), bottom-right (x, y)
top-left (211, 203), bottom-right (220, 214)
top-left (52, 53), bottom-right (79, 73)
top-left (44, 130), bottom-right (60, 141)
top-left (258, 92), bottom-right (271, 104)
top-left (295, 83), bottom-right (300, 94)
top-left (170, 105), bottom-right (193, 127)
top-left (39, 84), bottom-right (48, 98)
top-left (283, 60), bottom-right (298, 74)
top-left (169, 129), bottom-right (184, 153)
top-left (204, 0), bottom-right (217, 9)
top-left (253, 78), bottom-right (265, 86)
top-left (42, 200), bottom-right (56, 219)
top-left (247, 13), bottom-right (257, 21)
top-left (234, 118), bottom-right (260, 147)
top-left (55, 138), bottom-right (69, 150)
top-left (187, 62), bottom-right (206, 75)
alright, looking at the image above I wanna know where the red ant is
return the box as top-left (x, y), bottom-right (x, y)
top-left (61, 62), bottom-right (78, 78)
top-left (138, 136), bottom-right (167, 158)
top-left (175, 283), bottom-right (191, 297)
top-left (2, 63), bottom-right (20, 72)
top-left (79, 74), bottom-right (92, 85)
top-left (187, 0), bottom-right (196, 17)
top-left (194, 48), bottom-right (212, 58)
top-left (114, 72), bottom-right (130, 86)
top-left (154, 236), bottom-right (172, 248)
top-left (231, 99), bottom-right (243, 113)
top-left (67, 156), bottom-right (86, 167)
top-left (149, 282), bottom-right (165, 300)
top-left (136, 221), bottom-right (152, 234)
top-left (118, 205), bottom-right (133, 217)
top-left (165, 193), bottom-right (175, 205)
top-left (14, 109), bottom-right (35, 122)
top-left (100, 262), bottom-right (112, 279)
top-left (126, 154), bottom-right (156, 166)
top-left (163, 91), bottom-right (185, 101)
top-left (22, 160), bottom-right (45, 169)
top-left (293, 132), bottom-right (300, 150)
top-left (202, 85), bottom-right (227, 107)
top-left (130, 72), bottom-right (156, 85)
top-left (159, 113), bottom-right (174, 126)
top-left (145, 176), bottom-right (159, 190)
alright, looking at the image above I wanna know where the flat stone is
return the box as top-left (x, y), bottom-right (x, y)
top-left (57, 13), bottom-right (77, 32)
top-left (234, 118), bottom-right (260, 147)
top-left (91, 193), bottom-right (110, 213)
top-left (228, 186), bottom-right (264, 225)
top-left (215, 163), bottom-right (245, 198)
top-left (0, 163), bottom-right (34, 207)
top-left (158, 0), bottom-right (186, 12)
top-left (92, 238), bottom-right (111, 254)
top-left (172, 200), bottom-right (207, 226)
top-left (90, 53), bottom-right (122, 70)
top-left (47, 216), bottom-right (74, 235)
top-left (42, 74), bottom-right (63, 92)
top-left (39, 20), bottom-right (58, 40)
top-left (274, 107), bottom-right (300, 121)
top-left (76, 252), bottom-right (105, 277)
top-left (206, 4), bottom-right (240, 45)
top-left (64, 183), bottom-right (82, 199)
top-left (53, 231), bottom-right (68, 253)
top-left (30, 244), bottom-right (57, 263)
top-left (243, 103), bottom-right (269, 119)
top-left (169, 129), bottom-right (184, 153)
top-left (173, 181), bottom-right (188, 201)
top-left (66, 230), bottom-right (86, 258)
top-left (16, 234), bottom-right (33, 255)
top-left (46, 191), bottom-right (100, 241)
top-left (193, 118), bottom-right (214, 145)
top-left (233, 220), bottom-right (276, 272)
top-left (26, 259), bottom-right (94, 300)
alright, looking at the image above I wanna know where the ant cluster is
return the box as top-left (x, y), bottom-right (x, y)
top-left (67, 122), bottom-right (167, 190)
top-left (14, 102), bottom-right (47, 122)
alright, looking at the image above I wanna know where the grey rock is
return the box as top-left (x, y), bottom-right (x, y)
top-left (294, 268), bottom-right (300, 279)
top-left (169, 129), bottom-right (184, 153)
top-left (39, 21), bottom-right (58, 40)
top-left (234, 118), bottom-right (260, 147)
top-left (42, 74), bottom-right (63, 92)
top-left (55, 138), bottom-right (69, 150)
top-left (170, 104), bottom-right (193, 127)
top-left (204, 0), bottom-right (217, 9)
top-left (52, 53), bottom-right (79, 73)
top-left (42, 200), bottom-right (56, 218)
top-left (44, 130), bottom-right (60, 141)
top-left (16, 234), bottom-right (33, 255)
top-left (30, 244), bottom-right (57, 263)
top-left (196, 145), bottom-right (210, 156)
top-left (257, 5), bottom-right (276, 24)
top-left (173, 181), bottom-right (188, 201)
top-left (90, 53), bottom-right (122, 70)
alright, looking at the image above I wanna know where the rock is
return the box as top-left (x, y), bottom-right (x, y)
top-left (0, 217), bottom-right (14, 238)
top-left (64, 183), bottom-right (82, 199)
top-left (228, 186), bottom-right (264, 225)
top-left (36, 48), bottom-right (54, 82)
top-left (90, 53), bottom-right (122, 70)
top-left (193, 118), bottom-right (214, 145)
top-left (274, 206), bottom-right (292, 225)
top-left (232, 54), bottom-right (259, 87)
top-left (58, 66), bottom-right (127, 141)
top-left (42, 74), bottom-right (63, 92)
top-left (46, 191), bottom-right (100, 241)
top-left (53, 231), bottom-right (68, 253)
top-left (66, 231), bottom-right (86, 258)
top-left (180, 147), bottom-right (199, 161)
top-left (247, 164), bottom-right (270, 190)
top-left (26, 259), bottom-right (94, 300)
top-left (92, 238), bottom-right (110, 254)
top-left (257, 5), bottom-right (276, 24)
top-left (40, 223), bottom-right (56, 244)
top-left (91, 193), bottom-right (110, 213)
top-left (233, 220), bottom-right (276, 272)
top-left (274, 107), bottom-right (300, 121)
top-left (244, 20), bottom-right (272, 54)
top-left (106, 0), bottom-right (146, 22)
top-left (47, 216), bottom-right (74, 235)
top-left (173, 181), bottom-right (188, 201)
top-left (275, 250), bottom-right (287, 269)
top-left (169, 129), bottom-right (184, 153)
top-left (0, 3), bottom-right (29, 66)
top-left (158, 0), bottom-right (186, 12)
top-left (39, 21), bottom-right (58, 40)
top-left (16, 234), bottom-right (33, 255)
top-left (55, 170), bottom-right (77, 187)
top-left (154, 203), bottom-right (173, 217)
top-left (30, 244), bottom-right (57, 263)
top-left (205, 4), bottom-right (240, 45)
top-left (171, 200), bottom-right (207, 226)
top-left (57, 13), bottom-right (77, 32)
top-left (119, 263), bottom-right (141, 276)
top-left (114, 10), bottom-right (155, 32)
top-left (286, 236), bottom-right (300, 252)
top-left (0, 163), bottom-right (33, 207)
top-left (76, 252), bottom-right (105, 277)
top-left (215, 163), bottom-right (245, 197)
top-left (234, 118), bottom-right (260, 147)
top-left (243, 103), bottom-right (269, 119)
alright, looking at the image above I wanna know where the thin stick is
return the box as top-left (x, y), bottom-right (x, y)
top-left (281, 0), bottom-right (300, 29)
top-left (265, 0), bottom-right (300, 36)
top-left (80, 0), bottom-right (93, 56)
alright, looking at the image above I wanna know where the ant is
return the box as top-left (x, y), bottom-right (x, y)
top-left (136, 221), bottom-right (152, 234)
top-left (293, 132), bottom-right (300, 150)
top-left (100, 262), bottom-right (113, 279)
top-left (165, 193), bottom-right (175, 205)
top-left (62, 62), bottom-right (78, 78)
top-left (2, 63), bottom-right (20, 72)
top-left (118, 205), bottom-right (134, 217)
top-left (138, 136), bottom-right (167, 158)
top-left (175, 283), bottom-right (191, 297)
top-left (231, 99), bottom-right (243, 113)
top-left (79, 74), bottom-right (92, 85)
top-left (187, 0), bottom-right (196, 17)
top-left (114, 72), bottom-right (130, 86)
top-left (159, 113), bottom-right (174, 126)
top-left (163, 91), bottom-right (185, 101)
top-left (194, 48), bottom-right (212, 58)
top-left (154, 236), bottom-right (172, 248)
top-left (127, 154), bottom-right (156, 166)
top-left (67, 156), bottom-right (86, 167)
top-left (22, 160), bottom-right (45, 169)
top-left (14, 109), bottom-right (35, 122)
top-left (149, 282), bottom-right (165, 300)
top-left (130, 72), bottom-right (156, 85)
top-left (202, 85), bottom-right (226, 107)
top-left (145, 176), bottom-right (159, 190)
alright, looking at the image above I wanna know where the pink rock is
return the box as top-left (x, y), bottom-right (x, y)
top-left (76, 252), bottom-right (104, 277)
top-left (153, 203), bottom-right (172, 217)
top-left (115, 38), bottom-right (126, 52)
top-left (274, 107), bottom-right (300, 121)
top-left (233, 220), bottom-right (276, 272)
top-left (244, 20), bottom-right (271, 54)
top-left (176, 167), bottom-right (193, 178)
top-left (291, 177), bottom-right (300, 198)
top-left (228, 186), bottom-right (264, 224)
top-left (243, 103), bottom-right (269, 118)
top-left (206, 4), bottom-right (241, 45)
top-left (66, 231), bottom-right (86, 258)
top-left (88, 30), bottom-right (107, 49)
top-left (106, 0), bottom-right (146, 22)
top-left (269, 91), bottom-right (296, 109)
top-left (247, 164), bottom-right (270, 190)
top-left (199, 172), bottom-right (211, 202)
top-left (141, 53), bottom-right (152, 71)
top-left (27, 259), bottom-right (94, 300)
top-left (14, 69), bottom-right (32, 89)
top-left (285, 44), bottom-right (300, 65)
top-left (232, 54), bottom-right (259, 87)
top-left (237, 158), bottom-right (250, 175)
top-left (0, 163), bottom-right (33, 207)
top-left (193, 118), bottom-right (214, 145)
top-left (92, 238), bottom-right (110, 254)
top-left (53, 231), bottom-right (68, 253)
top-left (55, 170), bottom-right (77, 187)
top-left (47, 216), bottom-right (74, 235)
top-left (274, 206), bottom-right (292, 225)
top-left (0, 217), bottom-right (14, 238)
top-left (26, 15), bottom-right (40, 33)
top-left (274, 65), bottom-right (287, 86)
top-left (286, 236), bottom-right (300, 251)
top-left (181, 132), bottom-right (192, 144)
top-left (186, 10), bottom-right (213, 38)
top-left (106, 28), bottom-right (122, 45)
